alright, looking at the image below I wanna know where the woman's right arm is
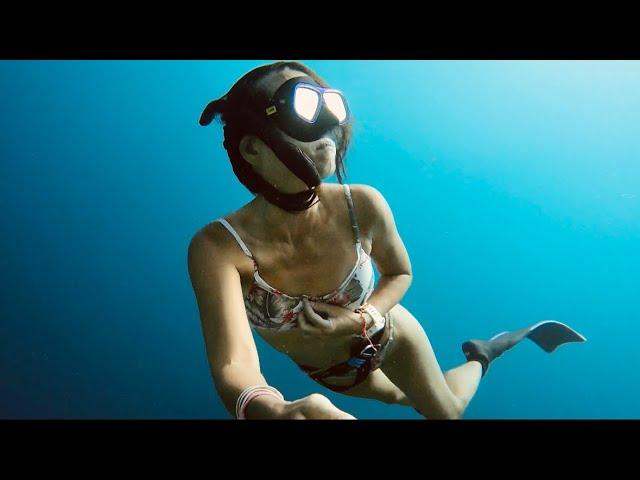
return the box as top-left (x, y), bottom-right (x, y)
top-left (188, 227), bottom-right (357, 420)
top-left (187, 229), bottom-right (285, 419)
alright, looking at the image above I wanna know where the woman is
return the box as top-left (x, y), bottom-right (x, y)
top-left (188, 61), bottom-right (586, 420)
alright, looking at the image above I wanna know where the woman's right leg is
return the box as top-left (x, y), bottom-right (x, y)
top-left (379, 304), bottom-right (483, 419)
top-left (339, 368), bottom-right (414, 406)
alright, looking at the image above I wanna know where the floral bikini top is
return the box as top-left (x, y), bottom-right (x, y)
top-left (215, 184), bottom-right (375, 331)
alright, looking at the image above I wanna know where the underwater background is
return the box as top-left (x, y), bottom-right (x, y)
top-left (1, 60), bottom-right (638, 419)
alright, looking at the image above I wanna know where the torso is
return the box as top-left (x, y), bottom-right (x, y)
top-left (208, 183), bottom-right (375, 369)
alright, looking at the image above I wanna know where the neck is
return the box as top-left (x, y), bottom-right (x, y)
top-left (251, 183), bottom-right (327, 243)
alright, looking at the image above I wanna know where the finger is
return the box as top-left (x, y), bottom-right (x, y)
top-left (303, 299), bottom-right (333, 329)
top-left (317, 397), bottom-right (357, 420)
top-left (297, 309), bottom-right (307, 327)
top-left (313, 395), bottom-right (349, 416)
top-left (331, 406), bottom-right (358, 420)
top-left (338, 413), bottom-right (357, 420)
top-left (327, 410), bottom-right (357, 420)
top-left (324, 406), bottom-right (357, 420)
top-left (304, 299), bottom-right (335, 316)
top-left (297, 310), bottom-right (315, 330)
top-left (302, 396), bottom-right (356, 420)
top-left (297, 312), bottom-right (313, 336)
top-left (297, 311), bottom-right (322, 339)
top-left (309, 301), bottom-right (346, 322)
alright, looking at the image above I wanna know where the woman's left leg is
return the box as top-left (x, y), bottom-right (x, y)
top-left (380, 304), bottom-right (483, 419)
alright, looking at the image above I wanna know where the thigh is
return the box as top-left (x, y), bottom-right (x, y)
top-left (339, 368), bottom-right (408, 405)
top-left (379, 304), bottom-right (461, 418)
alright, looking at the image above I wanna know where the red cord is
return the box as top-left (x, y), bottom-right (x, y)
top-left (358, 309), bottom-right (378, 353)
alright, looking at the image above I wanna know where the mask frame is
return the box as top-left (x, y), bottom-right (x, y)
top-left (264, 76), bottom-right (351, 143)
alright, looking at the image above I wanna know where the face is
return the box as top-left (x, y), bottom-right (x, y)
top-left (242, 68), bottom-right (338, 191)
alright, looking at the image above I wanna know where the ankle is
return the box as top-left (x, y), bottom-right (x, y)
top-left (462, 341), bottom-right (490, 376)
top-left (468, 360), bottom-right (484, 378)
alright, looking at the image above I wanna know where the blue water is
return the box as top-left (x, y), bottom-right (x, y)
top-left (1, 60), bottom-right (638, 419)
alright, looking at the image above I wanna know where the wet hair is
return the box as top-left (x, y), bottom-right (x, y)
top-left (199, 61), bottom-right (353, 195)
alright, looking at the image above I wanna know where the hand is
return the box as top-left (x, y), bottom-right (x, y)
top-left (277, 393), bottom-right (357, 420)
top-left (298, 297), bottom-right (362, 340)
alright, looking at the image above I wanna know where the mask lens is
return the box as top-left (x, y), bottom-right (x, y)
top-left (323, 92), bottom-right (348, 123)
top-left (294, 86), bottom-right (320, 122)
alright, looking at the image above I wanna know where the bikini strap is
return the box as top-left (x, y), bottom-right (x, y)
top-left (214, 218), bottom-right (256, 260)
top-left (343, 184), bottom-right (362, 245)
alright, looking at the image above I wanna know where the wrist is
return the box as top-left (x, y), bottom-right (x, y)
top-left (351, 310), bottom-right (372, 335)
top-left (244, 394), bottom-right (287, 420)
top-left (236, 385), bottom-right (285, 420)
top-left (354, 303), bottom-right (385, 336)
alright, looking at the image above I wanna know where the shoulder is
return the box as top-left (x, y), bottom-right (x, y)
top-left (343, 184), bottom-right (394, 237)
top-left (347, 184), bottom-right (390, 218)
top-left (189, 201), bottom-right (253, 256)
top-left (187, 219), bottom-right (240, 273)
top-left (347, 184), bottom-right (386, 206)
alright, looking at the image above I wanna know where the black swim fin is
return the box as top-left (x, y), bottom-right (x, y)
top-left (462, 320), bottom-right (587, 377)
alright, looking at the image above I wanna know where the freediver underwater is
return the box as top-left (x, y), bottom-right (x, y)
top-left (188, 60), bottom-right (587, 420)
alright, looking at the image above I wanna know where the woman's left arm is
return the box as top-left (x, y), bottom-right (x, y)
top-left (299, 185), bottom-right (413, 338)
top-left (357, 184), bottom-right (412, 316)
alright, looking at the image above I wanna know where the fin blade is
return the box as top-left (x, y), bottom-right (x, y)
top-left (526, 320), bottom-right (587, 353)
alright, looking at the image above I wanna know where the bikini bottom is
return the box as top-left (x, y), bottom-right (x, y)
top-left (296, 311), bottom-right (395, 393)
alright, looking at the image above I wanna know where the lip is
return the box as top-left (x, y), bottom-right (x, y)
top-left (315, 139), bottom-right (335, 150)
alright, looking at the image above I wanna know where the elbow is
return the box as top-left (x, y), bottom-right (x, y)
top-left (213, 360), bottom-right (261, 384)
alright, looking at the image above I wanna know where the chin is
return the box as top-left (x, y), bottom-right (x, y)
top-left (315, 147), bottom-right (337, 163)
top-left (318, 163), bottom-right (336, 179)
top-left (311, 152), bottom-right (334, 175)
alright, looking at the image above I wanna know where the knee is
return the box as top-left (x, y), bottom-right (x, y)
top-left (441, 404), bottom-right (465, 420)
top-left (381, 389), bottom-right (405, 405)
top-left (427, 407), bottom-right (464, 420)
top-left (442, 396), bottom-right (466, 419)
top-left (418, 397), bottom-right (465, 420)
